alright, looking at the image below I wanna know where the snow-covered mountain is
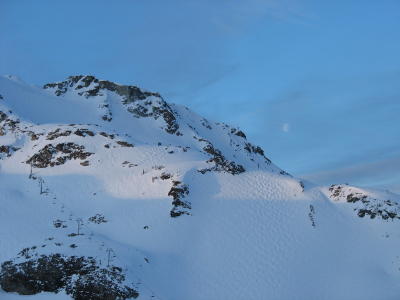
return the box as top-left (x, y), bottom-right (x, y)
top-left (1, 74), bottom-right (400, 300)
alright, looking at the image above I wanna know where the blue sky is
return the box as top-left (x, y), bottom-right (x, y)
top-left (1, 0), bottom-right (399, 192)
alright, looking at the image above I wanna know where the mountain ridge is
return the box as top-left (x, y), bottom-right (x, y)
top-left (1, 75), bottom-right (400, 300)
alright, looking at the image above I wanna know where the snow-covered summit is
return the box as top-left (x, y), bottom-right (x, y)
top-left (1, 75), bottom-right (400, 300)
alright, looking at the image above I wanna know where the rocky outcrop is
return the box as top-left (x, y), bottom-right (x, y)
top-left (116, 140), bottom-right (134, 148)
top-left (45, 126), bottom-right (96, 141)
top-left (243, 142), bottom-right (271, 164)
top-left (44, 75), bottom-right (181, 135)
top-left (230, 128), bottom-right (246, 139)
top-left (328, 184), bottom-right (400, 220)
top-left (168, 181), bottom-right (191, 217)
top-left (0, 253), bottom-right (138, 299)
top-left (0, 111), bottom-right (21, 134)
top-left (0, 145), bottom-right (19, 157)
top-left (47, 128), bottom-right (72, 140)
top-left (199, 143), bottom-right (245, 175)
top-left (74, 128), bottom-right (95, 137)
top-left (125, 97), bottom-right (181, 135)
top-left (44, 75), bottom-right (159, 102)
top-left (26, 143), bottom-right (93, 168)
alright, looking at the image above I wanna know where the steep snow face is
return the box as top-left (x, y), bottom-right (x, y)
top-left (1, 75), bottom-right (400, 300)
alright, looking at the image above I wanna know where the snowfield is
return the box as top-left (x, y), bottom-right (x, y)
top-left (1, 75), bottom-right (400, 300)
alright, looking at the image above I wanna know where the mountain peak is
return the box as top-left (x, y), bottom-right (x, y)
top-left (43, 75), bottom-right (161, 102)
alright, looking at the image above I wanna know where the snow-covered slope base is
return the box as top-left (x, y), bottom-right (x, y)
top-left (1, 75), bottom-right (400, 300)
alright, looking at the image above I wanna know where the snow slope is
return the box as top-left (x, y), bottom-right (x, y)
top-left (1, 75), bottom-right (400, 300)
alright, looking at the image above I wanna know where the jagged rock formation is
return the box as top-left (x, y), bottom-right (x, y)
top-left (0, 253), bottom-right (138, 299)
top-left (328, 184), bottom-right (400, 220)
top-left (26, 143), bottom-right (93, 168)
top-left (200, 142), bottom-right (245, 175)
top-left (168, 181), bottom-right (191, 217)
top-left (44, 75), bottom-right (181, 135)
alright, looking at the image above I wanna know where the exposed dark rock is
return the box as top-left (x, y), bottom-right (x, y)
top-left (308, 205), bottom-right (316, 228)
top-left (88, 214), bottom-right (107, 224)
top-left (160, 172), bottom-right (172, 180)
top-left (99, 132), bottom-right (114, 139)
top-left (152, 165), bottom-right (164, 170)
top-left (244, 142), bottom-right (271, 164)
top-left (0, 111), bottom-right (7, 122)
top-left (0, 113), bottom-right (20, 133)
top-left (199, 143), bottom-right (245, 175)
top-left (26, 143), bottom-right (93, 168)
top-left (127, 101), bottom-right (181, 135)
top-left (0, 145), bottom-right (10, 154)
top-left (0, 145), bottom-right (19, 157)
top-left (346, 193), bottom-right (367, 203)
top-left (80, 160), bottom-right (90, 166)
top-left (100, 104), bottom-right (113, 122)
top-left (121, 161), bottom-right (137, 168)
top-left (299, 181), bottom-right (305, 192)
top-left (65, 266), bottom-right (138, 300)
top-left (201, 118), bottom-right (212, 130)
top-left (168, 181), bottom-right (191, 217)
top-left (244, 143), bottom-right (263, 156)
top-left (47, 128), bottom-right (72, 140)
top-left (329, 184), bottom-right (400, 220)
top-left (44, 76), bottom-right (181, 136)
top-left (74, 129), bottom-right (95, 137)
top-left (279, 170), bottom-right (291, 176)
top-left (0, 254), bottom-right (138, 299)
top-left (30, 133), bottom-right (40, 140)
top-left (230, 128), bottom-right (246, 139)
top-left (6, 118), bottom-right (20, 131)
top-left (44, 75), bottom-right (159, 102)
top-left (53, 219), bottom-right (67, 228)
top-left (116, 141), bottom-right (134, 148)
top-left (102, 114), bottom-right (112, 122)
top-left (330, 185), bottom-right (342, 198)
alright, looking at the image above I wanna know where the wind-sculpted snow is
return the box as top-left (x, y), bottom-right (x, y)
top-left (1, 75), bottom-right (400, 300)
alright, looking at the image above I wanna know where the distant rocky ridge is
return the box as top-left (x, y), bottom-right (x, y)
top-left (328, 184), bottom-right (400, 220)
top-left (44, 75), bottom-right (181, 135)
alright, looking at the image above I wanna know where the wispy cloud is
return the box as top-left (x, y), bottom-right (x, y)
top-left (300, 155), bottom-right (400, 193)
